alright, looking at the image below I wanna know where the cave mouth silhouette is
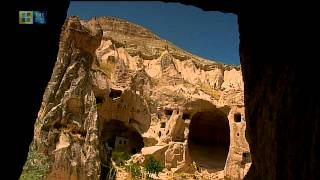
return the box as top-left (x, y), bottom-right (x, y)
top-left (101, 120), bottom-right (144, 155)
top-left (101, 119), bottom-right (145, 180)
top-left (188, 111), bottom-right (230, 171)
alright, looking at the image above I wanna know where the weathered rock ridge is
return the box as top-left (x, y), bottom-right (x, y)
top-left (21, 16), bottom-right (250, 180)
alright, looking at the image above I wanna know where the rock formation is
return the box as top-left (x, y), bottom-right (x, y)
top-left (21, 16), bottom-right (251, 179)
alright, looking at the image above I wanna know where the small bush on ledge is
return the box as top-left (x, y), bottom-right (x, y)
top-left (144, 156), bottom-right (163, 177)
top-left (125, 163), bottom-right (142, 180)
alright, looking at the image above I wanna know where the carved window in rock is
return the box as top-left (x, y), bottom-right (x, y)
top-left (109, 88), bottom-right (122, 99)
top-left (242, 152), bottom-right (251, 164)
top-left (95, 96), bottom-right (104, 104)
top-left (182, 113), bottom-right (190, 120)
top-left (234, 113), bottom-right (241, 122)
top-left (164, 109), bottom-right (173, 116)
top-left (161, 122), bottom-right (166, 128)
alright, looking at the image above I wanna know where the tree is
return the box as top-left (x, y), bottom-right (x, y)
top-left (144, 156), bottom-right (163, 177)
top-left (125, 163), bottom-right (142, 180)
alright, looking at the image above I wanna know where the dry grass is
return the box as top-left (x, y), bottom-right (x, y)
top-left (165, 172), bottom-right (196, 180)
top-left (172, 94), bottom-right (185, 103)
top-left (198, 83), bottom-right (221, 100)
top-left (183, 82), bottom-right (194, 88)
top-left (99, 61), bottom-right (115, 78)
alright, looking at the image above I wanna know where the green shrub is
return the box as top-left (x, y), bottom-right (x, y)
top-left (144, 156), bottom-right (163, 177)
top-left (125, 163), bottom-right (142, 180)
top-left (20, 144), bottom-right (51, 180)
top-left (111, 151), bottom-right (129, 166)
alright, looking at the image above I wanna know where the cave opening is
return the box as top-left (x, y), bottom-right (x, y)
top-left (242, 151), bottom-right (251, 165)
top-left (164, 109), bottom-right (173, 116)
top-left (109, 88), bottom-right (122, 99)
top-left (101, 120), bottom-right (144, 157)
top-left (234, 113), bottom-right (241, 122)
top-left (160, 122), bottom-right (166, 128)
top-left (182, 113), bottom-right (190, 120)
top-left (188, 110), bottom-right (230, 171)
top-left (95, 96), bottom-right (104, 104)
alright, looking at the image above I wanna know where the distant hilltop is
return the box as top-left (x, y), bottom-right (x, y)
top-left (89, 16), bottom-right (240, 70)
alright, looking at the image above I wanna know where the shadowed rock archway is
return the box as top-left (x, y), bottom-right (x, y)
top-left (188, 110), bottom-right (230, 171)
top-left (101, 120), bottom-right (144, 155)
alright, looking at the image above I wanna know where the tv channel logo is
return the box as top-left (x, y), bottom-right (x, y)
top-left (19, 11), bottom-right (33, 24)
top-left (19, 11), bottom-right (47, 24)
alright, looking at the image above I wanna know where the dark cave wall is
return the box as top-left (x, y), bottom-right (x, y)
top-left (11, 1), bottom-right (70, 179)
top-left (12, 0), bottom-right (319, 179)
top-left (170, 3), bottom-right (319, 179)
top-left (238, 7), bottom-right (319, 179)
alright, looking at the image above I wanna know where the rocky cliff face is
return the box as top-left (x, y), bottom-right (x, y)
top-left (21, 16), bottom-right (104, 180)
top-left (21, 16), bottom-right (250, 179)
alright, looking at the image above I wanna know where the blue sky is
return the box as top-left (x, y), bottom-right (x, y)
top-left (67, 1), bottom-right (239, 65)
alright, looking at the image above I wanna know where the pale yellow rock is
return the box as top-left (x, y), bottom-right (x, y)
top-left (165, 143), bottom-right (184, 170)
top-left (54, 133), bottom-right (71, 151)
top-left (141, 145), bottom-right (169, 166)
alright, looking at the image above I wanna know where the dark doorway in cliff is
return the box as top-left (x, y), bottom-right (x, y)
top-left (241, 151), bottom-right (251, 165)
top-left (102, 120), bottom-right (144, 156)
top-left (234, 113), bottom-right (241, 122)
top-left (164, 109), bottom-right (173, 116)
top-left (109, 89), bottom-right (122, 99)
top-left (188, 110), bottom-right (230, 171)
top-left (182, 113), bottom-right (190, 120)
top-left (95, 96), bottom-right (104, 104)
